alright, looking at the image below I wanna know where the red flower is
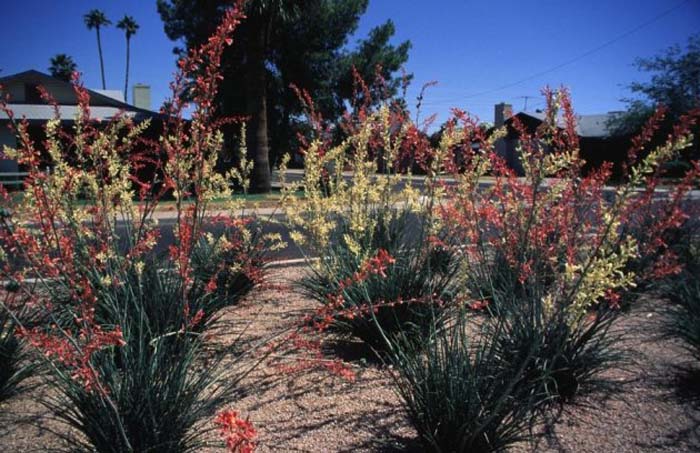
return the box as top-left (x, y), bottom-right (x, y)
top-left (205, 277), bottom-right (218, 293)
top-left (215, 410), bottom-right (257, 453)
top-left (363, 248), bottom-right (396, 278)
top-left (468, 300), bottom-right (490, 311)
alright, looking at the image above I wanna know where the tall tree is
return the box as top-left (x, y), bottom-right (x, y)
top-left (83, 9), bottom-right (111, 90)
top-left (244, 1), bottom-right (302, 192)
top-left (264, 0), bottom-right (371, 161)
top-left (117, 15), bottom-right (139, 103)
top-left (48, 54), bottom-right (78, 82)
top-left (157, 0), bottom-right (411, 192)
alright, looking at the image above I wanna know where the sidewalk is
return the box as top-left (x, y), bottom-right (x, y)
top-left (151, 205), bottom-right (282, 221)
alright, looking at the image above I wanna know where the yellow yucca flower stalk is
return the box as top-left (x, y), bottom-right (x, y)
top-left (281, 104), bottom-right (449, 257)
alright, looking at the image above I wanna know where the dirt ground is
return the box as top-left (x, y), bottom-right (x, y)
top-left (1, 265), bottom-right (699, 452)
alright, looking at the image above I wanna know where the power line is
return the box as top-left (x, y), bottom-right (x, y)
top-left (419, 94), bottom-right (538, 104)
top-left (458, 0), bottom-right (692, 100)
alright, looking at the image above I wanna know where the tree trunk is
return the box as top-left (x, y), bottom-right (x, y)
top-left (247, 23), bottom-right (272, 193)
top-left (124, 38), bottom-right (130, 103)
top-left (97, 27), bottom-right (106, 90)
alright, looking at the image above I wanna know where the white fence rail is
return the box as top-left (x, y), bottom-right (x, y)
top-left (0, 172), bottom-right (29, 187)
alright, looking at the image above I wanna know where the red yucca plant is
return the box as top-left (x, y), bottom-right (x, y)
top-left (266, 248), bottom-right (398, 381)
top-left (442, 96), bottom-right (697, 300)
top-left (431, 88), bottom-right (700, 403)
top-left (0, 2), bottom-right (263, 451)
top-left (284, 71), bottom-right (462, 358)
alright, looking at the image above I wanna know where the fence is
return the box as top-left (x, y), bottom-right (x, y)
top-left (0, 172), bottom-right (28, 188)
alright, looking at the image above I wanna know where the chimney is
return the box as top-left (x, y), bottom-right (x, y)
top-left (494, 102), bottom-right (512, 128)
top-left (132, 84), bottom-right (151, 110)
top-left (494, 102), bottom-right (515, 171)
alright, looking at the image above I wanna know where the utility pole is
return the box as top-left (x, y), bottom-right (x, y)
top-left (516, 95), bottom-right (538, 111)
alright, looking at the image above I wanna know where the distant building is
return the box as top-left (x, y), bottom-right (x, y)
top-left (493, 102), bottom-right (630, 175)
top-left (0, 70), bottom-right (158, 176)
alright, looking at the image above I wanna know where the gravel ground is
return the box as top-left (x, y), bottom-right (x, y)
top-left (1, 265), bottom-right (699, 452)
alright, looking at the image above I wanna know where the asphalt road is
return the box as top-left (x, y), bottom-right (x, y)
top-left (148, 213), bottom-right (305, 262)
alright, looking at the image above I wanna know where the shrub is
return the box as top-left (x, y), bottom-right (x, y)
top-left (50, 237), bottom-right (260, 337)
top-left (490, 292), bottom-right (623, 403)
top-left (0, 3), bottom-right (258, 451)
top-left (299, 207), bottom-right (459, 351)
top-left (382, 309), bottom-right (545, 453)
top-left (39, 265), bottom-right (240, 452)
top-left (190, 220), bottom-right (267, 308)
top-left (283, 76), bottom-right (464, 353)
top-left (440, 90), bottom-right (699, 405)
top-left (285, 75), bottom-right (699, 412)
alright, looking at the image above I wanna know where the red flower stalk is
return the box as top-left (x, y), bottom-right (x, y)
top-left (18, 324), bottom-right (125, 393)
top-left (158, 2), bottom-right (247, 300)
top-left (268, 249), bottom-right (400, 381)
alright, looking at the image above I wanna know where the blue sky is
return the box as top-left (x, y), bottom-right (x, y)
top-left (2, 0), bottom-right (699, 126)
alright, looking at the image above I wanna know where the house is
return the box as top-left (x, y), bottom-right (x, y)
top-left (0, 70), bottom-right (158, 180)
top-left (493, 103), bottom-right (630, 176)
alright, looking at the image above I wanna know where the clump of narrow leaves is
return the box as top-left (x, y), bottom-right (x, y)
top-left (489, 291), bottom-right (623, 404)
top-left (382, 309), bottom-right (546, 453)
top-left (439, 90), bottom-right (699, 406)
top-left (659, 228), bottom-right (700, 360)
top-left (299, 207), bottom-right (458, 351)
top-left (284, 72), bottom-right (464, 354)
top-left (41, 265), bottom-right (242, 453)
top-left (0, 303), bottom-right (35, 403)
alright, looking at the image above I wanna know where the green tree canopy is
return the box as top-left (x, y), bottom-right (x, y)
top-left (157, 0), bottom-right (411, 190)
top-left (610, 34), bottom-right (700, 169)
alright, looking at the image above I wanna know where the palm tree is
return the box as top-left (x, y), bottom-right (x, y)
top-left (83, 9), bottom-right (111, 90)
top-left (48, 54), bottom-right (78, 82)
top-left (246, 1), bottom-right (301, 193)
top-left (116, 16), bottom-right (139, 103)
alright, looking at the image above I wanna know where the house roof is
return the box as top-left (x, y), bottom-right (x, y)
top-left (93, 89), bottom-right (126, 103)
top-left (3, 104), bottom-right (146, 122)
top-left (0, 70), bottom-right (160, 122)
top-left (508, 111), bottom-right (623, 138)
